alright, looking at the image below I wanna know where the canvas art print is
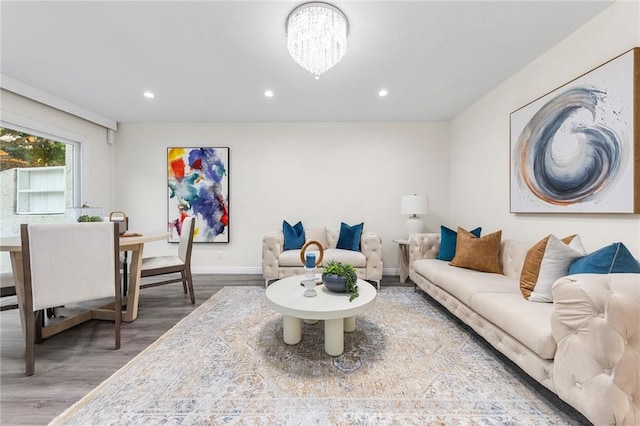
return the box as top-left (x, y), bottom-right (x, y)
top-left (167, 147), bottom-right (229, 243)
top-left (510, 48), bottom-right (639, 213)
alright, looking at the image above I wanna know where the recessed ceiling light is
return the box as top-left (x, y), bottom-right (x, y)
top-left (143, 91), bottom-right (155, 99)
top-left (264, 90), bottom-right (274, 98)
top-left (378, 89), bottom-right (388, 97)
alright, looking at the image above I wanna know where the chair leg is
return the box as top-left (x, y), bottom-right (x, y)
top-left (122, 251), bottom-right (129, 297)
top-left (35, 310), bottom-right (44, 344)
top-left (26, 312), bottom-right (36, 376)
top-left (182, 271), bottom-right (188, 294)
top-left (185, 269), bottom-right (195, 304)
top-left (114, 302), bottom-right (121, 350)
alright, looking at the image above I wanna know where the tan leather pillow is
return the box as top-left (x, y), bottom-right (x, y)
top-left (450, 228), bottom-right (503, 274)
top-left (519, 234), bottom-right (585, 302)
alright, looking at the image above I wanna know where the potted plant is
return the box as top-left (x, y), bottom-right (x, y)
top-left (322, 260), bottom-right (359, 302)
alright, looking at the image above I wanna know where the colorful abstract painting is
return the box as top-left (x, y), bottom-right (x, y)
top-left (510, 48), bottom-right (639, 213)
top-left (167, 147), bottom-right (229, 243)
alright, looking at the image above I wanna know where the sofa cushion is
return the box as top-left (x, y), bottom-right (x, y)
top-left (282, 220), bottom-right (304, 251)
top-left (437, 226), bottom-right (482, 261)
top-left (569, 242), bottom-right (640, 274)
top-left (279, 248), bottom-right (367, 268)
top-left (471, 292), bottom-right (556, 359)
top-left (520, 234), bottom-right (586, 303)
top-left (305, 226), bottom-right (328, 250)
top-left (336, 222), bottom-right (363, 251)
top-left (278, 249), bottom-right (304, 267)
top-left (413, 259), bottom-right (519, 306)
top-left (451, 228), bottom-right (503, 274)
top-left (322, 249), bottom-right (367, 268)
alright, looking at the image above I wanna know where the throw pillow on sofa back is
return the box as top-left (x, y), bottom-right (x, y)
top-left (450, 228), bottom-right (502, 274)
top-left (519, 234), bottom-right (586, 303)
top-left (569, 242), bottom-right (640, 274)
top-left (336, 222), bottom-right (364, 251)
top-left (283, 220), bottom-right (305, 251)
top-left (437, 225), bottom-right (482, 261)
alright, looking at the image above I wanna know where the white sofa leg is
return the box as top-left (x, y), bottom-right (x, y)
top-left (375, 280), bottom-right (380, 290)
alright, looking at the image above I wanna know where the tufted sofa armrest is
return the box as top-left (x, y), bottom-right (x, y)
top-left (361, 232), bottom-right (383, 281)
top-left (262, 230), bottom-right (284, 281)
top-left (551, 273), bottom-right (640, 426)
top-left (408, 233), bottom-right (440, 273)
top-left (408, 233), bottom-right (440, 261)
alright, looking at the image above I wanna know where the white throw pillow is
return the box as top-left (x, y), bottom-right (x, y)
top-left (305, 226), bottom-right (328, 250)
top-left (528, 234), bottom-right (586, 303)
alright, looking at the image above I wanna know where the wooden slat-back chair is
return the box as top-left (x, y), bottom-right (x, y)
top-left (139, 216), bottom-right (196, 304)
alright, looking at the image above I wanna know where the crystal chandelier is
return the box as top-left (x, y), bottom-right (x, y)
top-left (286, 2), bottom-right (348, 79)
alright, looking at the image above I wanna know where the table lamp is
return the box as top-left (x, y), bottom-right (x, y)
top-left (401, 194), bottom-right (429, 236)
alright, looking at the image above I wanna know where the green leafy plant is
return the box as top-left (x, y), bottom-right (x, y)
top-left (77, 215), bottom-right (103, 222)
top-left (323, 259), bottom-right (359, 302)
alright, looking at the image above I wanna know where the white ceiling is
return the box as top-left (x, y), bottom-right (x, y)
top-left (1, 1), bottom-right (612, 123)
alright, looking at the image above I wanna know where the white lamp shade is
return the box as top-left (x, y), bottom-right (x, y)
top-left (401, 195), bottom-right (429, 215)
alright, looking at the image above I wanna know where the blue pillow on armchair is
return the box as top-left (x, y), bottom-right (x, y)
top-left (282, 220), bottom-right (305, 251)
top-left (569, 242), bottom-right (640, 274)
top-left (336, 222), bottom-right (364, 251)
top-left (437, 226), bottom-right (482, 261)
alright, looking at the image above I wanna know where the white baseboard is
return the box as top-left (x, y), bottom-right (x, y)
top-left (192, 267), bottom-right (401, 276)
top-left (383, 268), bottom-right (400, 276)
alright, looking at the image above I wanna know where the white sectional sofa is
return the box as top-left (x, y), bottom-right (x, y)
top-left (262, 227), bottom-right (383, 288)
top-left (409, 233), bottom-right (640, 426)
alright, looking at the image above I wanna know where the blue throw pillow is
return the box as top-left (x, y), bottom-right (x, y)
top-left (436, 226), bottom-right (482, 261)
top-left (569, 242), bottom-right (640, 274)
top-left (336, 222), bottom-right (364, 251)
top-left (282, 220), bottom-right (305, 251)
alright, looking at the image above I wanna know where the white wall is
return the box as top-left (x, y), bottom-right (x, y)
top-left (449, 1), bottom-right (640, 256)
top-left (113, 122), bottom-right (449, 273)
top-left (0, 89), bottom-right (115, 272)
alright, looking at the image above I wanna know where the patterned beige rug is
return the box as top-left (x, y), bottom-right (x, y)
top-left (51, 286), bottom-right (585, 425)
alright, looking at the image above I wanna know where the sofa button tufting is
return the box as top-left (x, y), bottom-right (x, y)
top-left (604, 368), bottom-right (611, 375)
top-left (575, 382), bottom-right (582, 389)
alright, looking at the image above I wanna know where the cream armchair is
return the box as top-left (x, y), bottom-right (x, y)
top-left (262, 226), bottom-right (383, 289)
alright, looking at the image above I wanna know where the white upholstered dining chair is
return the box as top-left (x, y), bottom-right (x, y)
top-left (20, 222), bottom-right (122, 376)
top-left (139, 216), bottom-right (195, 304)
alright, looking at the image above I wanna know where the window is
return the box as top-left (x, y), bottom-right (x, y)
top-left (1, 126), bottom-right (80, 222)
top-left (0, 121), bottom-right (82, 276)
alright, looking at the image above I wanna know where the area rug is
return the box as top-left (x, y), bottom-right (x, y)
top-left (51, 286), bottom-right (583, 425)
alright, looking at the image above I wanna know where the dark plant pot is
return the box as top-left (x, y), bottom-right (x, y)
top-left (322, 273), bottom-right (347, 293)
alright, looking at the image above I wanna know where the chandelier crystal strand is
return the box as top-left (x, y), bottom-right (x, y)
top-left (287, 3), bottom-right (348, 79)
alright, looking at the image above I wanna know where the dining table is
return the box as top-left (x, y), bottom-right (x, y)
top-left (0, 231), bottom-right (170, 339)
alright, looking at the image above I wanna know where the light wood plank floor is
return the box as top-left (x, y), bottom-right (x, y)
top-left (1, 275), bottom-right (587, 425)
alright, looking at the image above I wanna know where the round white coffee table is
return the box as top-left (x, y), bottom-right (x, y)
top-left (265, 275), bottom-right (377, 356)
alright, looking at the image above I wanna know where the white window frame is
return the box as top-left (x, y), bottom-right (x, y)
top-left (0, 112), bottom-right (83, 210)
